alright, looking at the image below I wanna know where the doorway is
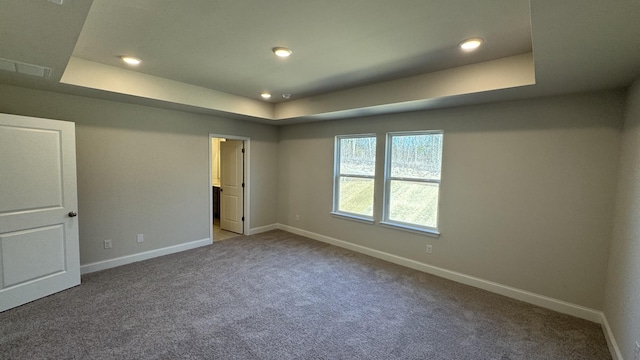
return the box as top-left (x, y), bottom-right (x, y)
top-left (210, 134), bottom-right (249, 242)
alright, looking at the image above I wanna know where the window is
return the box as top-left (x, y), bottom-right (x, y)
top-left (383, 131), bottom-right (443, 234)
top-left (332, 131), bottom-right (444, 235)
top-left (333, 135), bottom-right (376, 220)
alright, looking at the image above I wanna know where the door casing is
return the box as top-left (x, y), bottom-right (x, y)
top-left (209, 134), bottom-right (250, 239)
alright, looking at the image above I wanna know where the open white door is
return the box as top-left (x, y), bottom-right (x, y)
top-left (0, 114), bottom-right (80, 312)
top-left (220, 140), bottom-right (244, 234)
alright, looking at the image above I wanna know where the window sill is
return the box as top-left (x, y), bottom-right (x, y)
top-left (330, 212), bottom-right (374, 224)
top-left (379, 221), bottom-right (440, 237)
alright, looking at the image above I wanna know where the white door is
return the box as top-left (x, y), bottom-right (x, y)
top-left (0, 113), bottom-right (80, 312)
top-left (220, 140), bottom-right (244, 234)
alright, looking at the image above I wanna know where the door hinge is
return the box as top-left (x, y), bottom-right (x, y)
top-left (242, 183), bottom-right (245, 188)
top-left (241, 148), bottom-right (245, 153)
top-left (242, 216), bottom-right (245, 221)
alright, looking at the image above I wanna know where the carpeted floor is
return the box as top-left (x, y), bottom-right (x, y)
top-left (0, 230), bottom-right (611, 359)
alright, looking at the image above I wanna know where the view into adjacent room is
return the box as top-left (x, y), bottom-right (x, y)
top-left (211, 136), bottom-right (245, 241)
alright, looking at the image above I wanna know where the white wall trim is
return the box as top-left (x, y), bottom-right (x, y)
top-left (81, 238), bottom-right (212, 274)
top-left (277, 224), bottom-right (603, 323)
top-left (248, 223), bottom-right (279, 235)
top-left (601, 313), bottom-right (623, 360)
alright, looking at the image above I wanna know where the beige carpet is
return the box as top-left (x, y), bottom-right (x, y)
top-left (0, 230), bottom-right (611, 359)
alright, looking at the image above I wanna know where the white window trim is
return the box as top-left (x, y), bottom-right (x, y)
top-left (379, 221), bottom-right (441, 237)
top-left (330, 211), bottom-right (375, 224)
top-left (333, 134), bottom-right (377, 221)
top-left (382, 130), bottom-right (443, 233)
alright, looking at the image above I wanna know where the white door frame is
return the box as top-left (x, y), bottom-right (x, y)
top-left (209, 134), bottom-right (250, 240)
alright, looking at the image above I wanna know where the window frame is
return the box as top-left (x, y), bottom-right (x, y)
top-left (381, 130), bottom-right (443, 236)
top-left (331, 134), bottom-right (377, 222)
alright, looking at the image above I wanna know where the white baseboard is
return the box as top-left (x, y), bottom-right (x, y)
top-left (601, 313), bottom-right (623, 360)
top-left (278, 224), bottom-right (603, 323)
top-left (81, 238), bottom-right (212, 274)
top-left (247, 223), bottom-right (279, 235)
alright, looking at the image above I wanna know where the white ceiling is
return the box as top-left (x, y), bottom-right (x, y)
top-left (73, 0), bottom-right (532, 100)
top-left (0, 0), bottom-right (639, 123)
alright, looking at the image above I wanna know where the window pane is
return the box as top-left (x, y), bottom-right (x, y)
top-left (339, 177), bottom-right (374, 216)
top-left (390, 134), bottom-right (442, 180)
top-left (388, 180), bottom-right (439, 228)
top-left (340, 137), bottom-right (376, 176)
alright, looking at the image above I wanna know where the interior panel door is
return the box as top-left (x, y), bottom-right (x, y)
top-left (0, 113), bottom-right (80, 312)
top-left (219, 140), bottom-right (244, 234)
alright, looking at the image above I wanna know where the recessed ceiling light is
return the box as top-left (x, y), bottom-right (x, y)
top-left (120, 56), bottom-right (141, 65)
top-left (260, 92), bottom-right (272, 99)
top-left (459, 38), bottom-right (484, 51)
top-left (282, 93), bottom-right (291, 100)
top-left (272, 47), bottom-right (292, 58)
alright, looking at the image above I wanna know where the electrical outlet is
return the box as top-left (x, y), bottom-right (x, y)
top-left (137, 233), bottom-right (144, 243)
top-left (426, 244), bottom-right (433, 254)
top-left (103, 239), bottom-right (112, 249)
top-left (634, 341), bottom-right (640, 360)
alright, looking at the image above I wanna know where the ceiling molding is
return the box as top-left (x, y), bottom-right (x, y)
top-left (60, 54), bottom-right (534, 121)
top-left (274, 53), bottom-right (535, 120)
top-left (60, 57), bottom-right (274, 119)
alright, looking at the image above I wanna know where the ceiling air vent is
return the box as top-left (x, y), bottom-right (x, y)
top-left (0, 58), bottom-right (52, 78)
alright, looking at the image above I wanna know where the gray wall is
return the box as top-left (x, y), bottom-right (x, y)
top-left (1, 81), bottom-right (633, 332)
top-left (604, 78), bottom-right (640, 359)
top-left (278, 91), bottom-right (624, 309)
top-left (0, 84), bottom-right (278, 265)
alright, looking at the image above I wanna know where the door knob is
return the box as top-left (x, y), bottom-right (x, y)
top-left (68, 211), bottom-right (77, 217)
